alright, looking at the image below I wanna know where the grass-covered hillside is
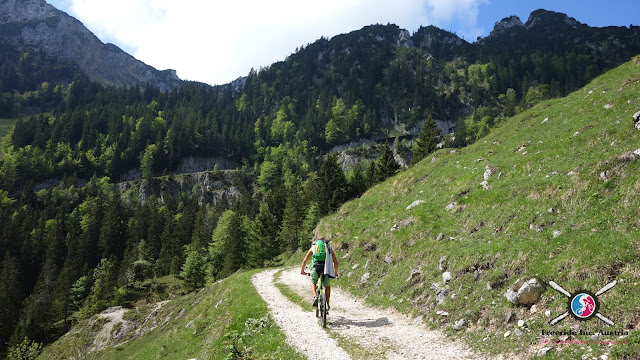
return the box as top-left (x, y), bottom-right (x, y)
top-left (39, 270), bottom-right (303, 360)
top-left (315, 56), bottom-right (640, 358)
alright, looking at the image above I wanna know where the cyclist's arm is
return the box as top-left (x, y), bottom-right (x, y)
top-left (332, 249), bottom-right (339, 276)
top-left (300, 249), bottom-right (313, 274)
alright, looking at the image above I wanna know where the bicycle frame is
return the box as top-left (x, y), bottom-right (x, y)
top-left (307, 269), bottom-right (328, 328)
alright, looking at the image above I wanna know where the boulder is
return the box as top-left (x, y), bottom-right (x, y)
top-left (406, 200), bottom-right (425, 211)
top-left (442, 271), bottom-right (452, 284)
top-left (453, 319), bottom-right (466, 331)
top-left (438, 256), bottom-right (447, 271)
top-left (537, 347), bottom-right (553, 357)
top-left (483, 165), bottom-right (494, 181)
top-left (436, 288), bottom-right (449, 305)
top-left (405, 269), bottom-right (420, 283)
top-left (391, 217), bottom-right (415, 231)
top-left (360, 272), bottom-right (371, 285)
top-left (633, 111), bottom-right (640, 130)
top-left (504, 278), bottom-right (545, 305)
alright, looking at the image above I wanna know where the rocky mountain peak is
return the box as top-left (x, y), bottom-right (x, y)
top-left (397, 29), bottom-right (414, 48)
top-left (0, 0), bottom-right (182, 91)
top-left (0, 0), bottom-right (58, 24)
top-left (525, 9), bottom-right (582, 29)
top-left (489, 16), bottom-right (524, 36)
top-left (413, 26), bottom-right (465, 48)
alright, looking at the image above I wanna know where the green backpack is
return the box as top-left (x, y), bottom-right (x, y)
top-left (312, 240), bottom-right (327, 262)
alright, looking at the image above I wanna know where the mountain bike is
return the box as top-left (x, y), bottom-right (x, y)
top-left (305, 270), bottom-right (328, 328)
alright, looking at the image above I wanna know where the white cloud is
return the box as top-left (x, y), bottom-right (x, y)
top-left (64, 0), bottom-right (486, 85)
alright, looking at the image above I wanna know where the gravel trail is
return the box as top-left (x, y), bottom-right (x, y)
top-left (251, 269), bottom-right (352, 360)
top-left (253, 268), bottom-right (483, 360)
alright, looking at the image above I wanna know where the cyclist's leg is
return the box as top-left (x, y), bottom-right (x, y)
top-left (324, 275), bottom-right (332, 306)
top-left (310, 267), bottom-right (319, 296)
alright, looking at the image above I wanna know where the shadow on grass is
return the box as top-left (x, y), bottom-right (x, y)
top-left (330, 315), bottom-right (390, 329)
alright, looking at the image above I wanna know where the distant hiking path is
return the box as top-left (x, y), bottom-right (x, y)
top-left (251, 268), bottom-right (485, 360)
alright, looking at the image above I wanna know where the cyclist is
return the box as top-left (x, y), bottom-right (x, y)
top-left (300, 235), bottom-right (339, 310)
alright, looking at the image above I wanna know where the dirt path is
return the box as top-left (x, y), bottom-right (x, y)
top-left (252, 269), bottom-right (352, 360)
top-left (252, 268), bottom-right (482, 360)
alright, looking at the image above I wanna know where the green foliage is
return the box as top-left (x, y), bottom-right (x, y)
top-left (411, 115), bottom-right (441, 165)
top-left (451, 117), bottom-right (468, 148)
top-left (209, 210), bottom-right (248, 279)
top-left (280, 176), bottom-right (305, 251)
top-left (68, 276), bottom-right (89, 312)
top-left (300, 202), bottom-right (321, 248)
top-left (6, 338), bottom-right (42, 360)
top-left (258, 161), bottom-right (280, 191)
top-left (0, 254), bottom-right (23, 355)
top-left (180, 250), bottom-right (207, 291)
top-left (84, 258), bottom-right (116, 315)
top-left (504, 88), bottom-right (516, 117)
top-left (318, 153), bottom-right (348, 215)
top-left (247, 202), bottom-right (280, 268)
top-left (140, 144), bottom-right (157, 179)
top-left (376, 142), bottom-right (399, 181)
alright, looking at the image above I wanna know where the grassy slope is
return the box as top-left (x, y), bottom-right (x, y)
top-left (40, 270), bottom-right (304, 360)
top-left (0, 117), bottom-right (18, 138)
top-left (315, 57), bottom-right (640, 358)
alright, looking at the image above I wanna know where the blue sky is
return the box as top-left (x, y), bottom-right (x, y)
top-left (46, 0), bottom-right (640, 85)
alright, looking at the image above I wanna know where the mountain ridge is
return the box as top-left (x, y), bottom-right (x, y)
top-left (0, 0), bottom-right (182, 91)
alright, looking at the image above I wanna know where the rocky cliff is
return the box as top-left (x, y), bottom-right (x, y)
top-left (0, 0), bottom-right (182, 91)
top-left (116, 169), bottom-right (250, 206)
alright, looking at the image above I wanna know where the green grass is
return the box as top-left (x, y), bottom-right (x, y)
top-left (0, 117), bottom-right (17, 138)
top-left (315, 56), bottom-right (640, 359)
top-left (39, 270), bottom-right (304, 360)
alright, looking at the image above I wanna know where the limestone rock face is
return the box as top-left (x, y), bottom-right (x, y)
top-left (489, 16), bottom-right (525, 36)
top-left (0, 0), bottom-right (182, 91)
top-left (397, 29), bottom-right (414, 48)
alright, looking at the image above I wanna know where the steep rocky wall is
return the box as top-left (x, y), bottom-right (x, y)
top-left (116, 169), bottom-right (250, 206)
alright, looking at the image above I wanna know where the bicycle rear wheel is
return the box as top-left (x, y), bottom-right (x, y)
top-left (320, 292), bottom-right (327, 328)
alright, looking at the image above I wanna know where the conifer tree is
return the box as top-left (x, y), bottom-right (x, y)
top-left (300, 202), bottom-right (321, 249)
top-left (209, 210), bottom-right (247, 279)
top-left (247, 202), bottom-right (279, 268)
top-left (452, 118), bottom-right (468, 148)
top-left (411, 115), bottom-right (441, 165)
top-left (318, 153), bottom-right (347, 215)
top-left (180, 250), bottom-right (206, 291)
top-left (0, 254), bottom-right (23, 355)
top-left (376, 142), bottom-right (399, 181)
top-left (280, 176), bottom-right (304, 252)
